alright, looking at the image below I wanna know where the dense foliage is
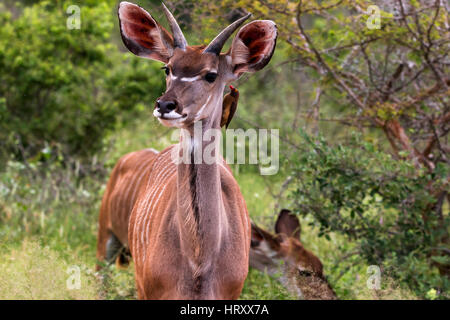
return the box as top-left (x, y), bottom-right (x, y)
top-left (0, 1), bottom-right (164, 163)
top-left (289, 131), bottom-right (449, 297)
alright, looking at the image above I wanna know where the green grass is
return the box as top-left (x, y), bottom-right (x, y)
top-left (0, 240), bottom-right (99, 300)
top-left (0, 118), bottom-right (419, 299)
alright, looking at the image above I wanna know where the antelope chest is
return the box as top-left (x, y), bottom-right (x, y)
top-left (127, 146), bottom-right (250, 299)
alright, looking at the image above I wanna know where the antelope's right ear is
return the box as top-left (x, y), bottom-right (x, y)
top-left (275, 209), bottom-right (301, 240)
top-left (118, 2), bottom-right (174, 63)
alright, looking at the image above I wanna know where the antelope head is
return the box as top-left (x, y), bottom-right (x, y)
top-left (118, 2), bottom-right (277, 129)
top-left (250, 209), bottom-right (337, 300)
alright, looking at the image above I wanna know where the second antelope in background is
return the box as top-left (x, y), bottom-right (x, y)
top-left (97, 2), bottom-right (277, 299)
top-left (250, 209), bottom-right (337, 300)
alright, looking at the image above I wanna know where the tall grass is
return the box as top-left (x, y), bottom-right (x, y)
top-left (0, 240), bottom-right (98, 299)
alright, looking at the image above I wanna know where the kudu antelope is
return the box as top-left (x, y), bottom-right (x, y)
top-left (250, 209), bottom-right (337, 300)
top-left (96, 2), bottom-right (277, 299)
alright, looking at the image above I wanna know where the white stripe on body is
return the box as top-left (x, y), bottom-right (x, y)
top-left (131, 152), bottom-right (246, 269)
top-left (147, 148), bottom-right (159, 154)
top-left (133, 151), bottom-right (176, 264)
top-left (136, 157), bottom-right (173, 241)
top-left (111, 152), bottom-right (137, 223)
top-left (140, 155), bottom-right (176, 245)
top-left (139, 165), bottom-right (176, 262)
top-left (142, 164), bottom-right (176, 244)
top-left (124, 149), bottom-right (158, 205)
top-left (133, 156), bottom-right (168, 262)
top-left (122, 155), bottom-right (157, 219)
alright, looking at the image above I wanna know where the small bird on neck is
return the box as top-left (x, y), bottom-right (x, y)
top-left (221, 85), bottom-right (239, 128)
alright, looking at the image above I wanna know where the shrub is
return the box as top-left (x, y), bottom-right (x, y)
top-left (0, 1), bottom-right (164, 164)
top-left (289, 131), bottom-right (449, 299)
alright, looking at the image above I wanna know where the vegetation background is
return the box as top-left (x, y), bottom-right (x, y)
top-left (0, 0), bottom-right (448, 299)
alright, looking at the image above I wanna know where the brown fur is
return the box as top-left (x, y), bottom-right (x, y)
top-left (250, 210), bottom-right (337, 300)
top-left (96, 145), bottom-right (250, 299)
top-left (96, 148), bottom-right (158, 269)
top-left (126, 146), bottom-right (250, 299)
top-left (97, 2), bottom-right (277, 300)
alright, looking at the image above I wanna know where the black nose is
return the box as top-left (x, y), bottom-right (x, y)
top-left (157, 100), bottom-right (177, 114)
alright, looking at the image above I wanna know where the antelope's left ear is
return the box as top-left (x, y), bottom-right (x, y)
top-left (229, 20), bottom-right (277, 76)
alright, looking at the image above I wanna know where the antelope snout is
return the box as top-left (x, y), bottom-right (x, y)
top-left (153, 99), bottom-right (185, 121)
top-left (156, 100), bottom-right (177, 114)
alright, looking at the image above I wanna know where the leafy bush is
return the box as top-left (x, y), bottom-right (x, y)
top-left (0, 1), bottom-right (164, 164)
top-left (289, 131), bottom-right (449, 298)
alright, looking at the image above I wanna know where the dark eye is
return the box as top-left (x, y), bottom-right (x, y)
top-left (162, 66), bottom-right (170, 76)
top-left (298, 269), bottom-right (313, 277)
top-left (250, 240), bottom-right (260, 248)
top-left (205, 72), bottom-right (218, 83)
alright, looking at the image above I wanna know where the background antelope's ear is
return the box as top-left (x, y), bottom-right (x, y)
top-left (250, 223), bottom-right (263, 248)
top-left (251, 222), bottom-right (281, 249)
top-left (275, 209), bottom-right (301, 240)
top-left (230, 20), bottom-right (277, 76)
top-left (118, 2), bottom-right (174, 63)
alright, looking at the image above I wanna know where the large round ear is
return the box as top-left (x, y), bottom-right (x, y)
top-left (230, 20), bottom-right (277, 76)
top-left (118, 2), bottom-right (174, 63)
top-left (274, 209), bottom-right (301, 240)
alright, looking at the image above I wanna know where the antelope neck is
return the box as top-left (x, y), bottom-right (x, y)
top-left (175, 94), bottom-right (225, 270)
